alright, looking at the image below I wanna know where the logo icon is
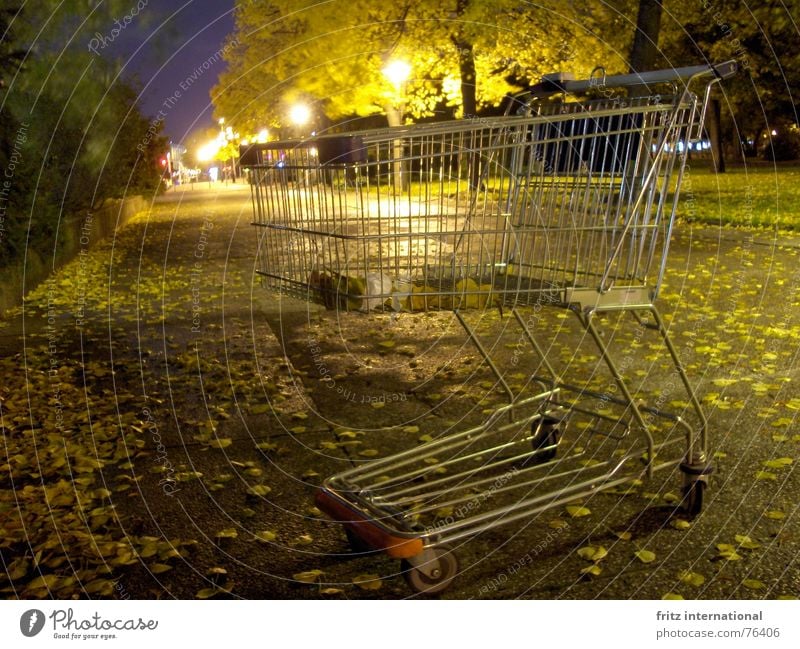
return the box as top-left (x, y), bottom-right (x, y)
top-left (20, 609), bottom-right (45, 637)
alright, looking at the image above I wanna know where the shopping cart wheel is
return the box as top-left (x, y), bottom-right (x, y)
top-left (680, 480), bottom-right (706, 517)
top-left (401, 545), bottom-right (458, 595)
top-left (530, 415), bottom-right (563, 464)
top-left (680, 462), bottom-right (712, 517)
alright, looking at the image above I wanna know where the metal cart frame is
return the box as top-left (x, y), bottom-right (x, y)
top-left (241, 61), bottom-right (736, 594)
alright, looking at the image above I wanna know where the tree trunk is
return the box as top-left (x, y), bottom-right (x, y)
top-left (452, 0), bottom-right (481, 189)
top-left (629, 0), bottom-right (663, 73)
top-left (455, 39), bottom-right (477, 119)
top-left (385, 105), bottom-right (405, 191)
top-left (628, 0), bottom-right (663, 99)
top-left (706, 98), bottom-right (726, 173)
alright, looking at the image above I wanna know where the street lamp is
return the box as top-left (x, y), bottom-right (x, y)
top-left (382, 60), bottom-right (411, 191)
top-left (383, 60), bottom-right (411, 90)
top-left (289, 103), bottom-right (311, 137)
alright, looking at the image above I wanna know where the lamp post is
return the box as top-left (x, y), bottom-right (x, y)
top-left (382, 60), bottom-right (411, 192)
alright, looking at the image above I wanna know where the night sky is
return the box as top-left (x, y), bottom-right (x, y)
top-left (100, 0), bottom-right (235, 143)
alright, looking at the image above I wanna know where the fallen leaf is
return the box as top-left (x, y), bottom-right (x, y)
top-left (635, 549), bottom-right (657, 564)
top-left (762, 458), bottom-right (793, 470)
top-left (149, 563), bottom-right (172, 574)
top-left (254, 531), bottom-right (277, 543)
top-left (741, 579), bottom-right (765, 590)
top-left (293, 569), bottom-right (323, 584)
top-left (580, 564), bottom-right (602, 577)
top-left (735, 534), bottom-right (761, 550)
top-left (353, 574), bottom-right (383, 590)
top-left (662, 592), bottom-right (684, 600)
top-left (215, 528), bottom-right (238, 540)
top-left (678, 570), bottom-right (705, 587)
top-left (577, 546), bottom-right (608, 562)
top-left (566, 505), bottom-right (591, 518)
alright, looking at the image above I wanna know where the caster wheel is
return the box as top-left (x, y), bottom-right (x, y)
top-left (679, 460), bottom-right (712, 517)
top-left (401, 546), bottom-right (458, 595)
top-left (345, 527), bottom-right (378, 555)
top-left (530, 415), bottom-right (561, 464)
top-left (681, 479), bottom-right (705, 517)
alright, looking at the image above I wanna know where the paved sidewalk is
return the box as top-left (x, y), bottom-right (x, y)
top-left (1, 185), bottom-right (799, 600)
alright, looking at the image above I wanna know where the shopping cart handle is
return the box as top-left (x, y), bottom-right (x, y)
top-left (529, 60), bottom-right (737, 97)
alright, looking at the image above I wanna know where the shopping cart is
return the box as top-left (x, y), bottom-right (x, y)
top-left (240, 61), bottom-right (736, 594)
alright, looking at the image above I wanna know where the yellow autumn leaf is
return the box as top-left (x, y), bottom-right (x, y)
top-left (755, 471), bottom-right (777, 481)
top-left (662, 592), bottom-right (684, 600)
top-left (566, 505), bottom-right (591, 518)
top-left (735, 535), bottom-right (761, 550)
top-left (353, 574), bottom-right (383, 590)
top-left (580, 564), bottom-right (602, 577)
top-left (678, 570), bottom-right (705, 587)
top-left (635, 549), bottom-right (657, 564)
top-left (577, 546), bottom-right (608, 562)
top-left (293, 569), bottom-right (324, 584)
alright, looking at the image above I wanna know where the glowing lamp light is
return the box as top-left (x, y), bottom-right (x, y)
top-left (290, 103), bottom-right (311, 126)
top-left (197, 141), bottom-right (220, 163)
top-left (257, 129), bottom-right (269, 143)
top-left (383, 60), bottom-right (411, 87)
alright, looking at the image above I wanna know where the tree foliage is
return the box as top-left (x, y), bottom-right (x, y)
top-left (660, 0), bottom-right (800, 155)
top-left (0, 2), bottom-right (166, 267)
top-left (213, 0), bottom-right (635, 133)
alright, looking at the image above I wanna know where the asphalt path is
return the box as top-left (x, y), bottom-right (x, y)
top-left (1, 183), bottom-right (798, 600)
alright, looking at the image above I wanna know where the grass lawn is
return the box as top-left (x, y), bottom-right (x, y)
top-left (676, 162), bottom-right (800, 230)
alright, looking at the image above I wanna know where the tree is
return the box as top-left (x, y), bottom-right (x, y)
top-left (629, 0), bottom-right (663, 73)
top-left (660, 0), bottom-right (800, 164)
top-left (0, 2), bottom-right (166, 267)
top-left (213, 0), bottom-right (634, 134)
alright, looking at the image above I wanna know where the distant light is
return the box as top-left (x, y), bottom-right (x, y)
top-left (257, 129), bottom-right (269, 143)
top-left (771, 129), bottom-right (778, 136)
top-left (383, 60), bottom-right (411, 87)
top-left (197, 141), bottom-right (220, 162)
top-left (240, 138), bottom-right (250, 146)
top-left (290, 103), bottom-right (311, 126)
